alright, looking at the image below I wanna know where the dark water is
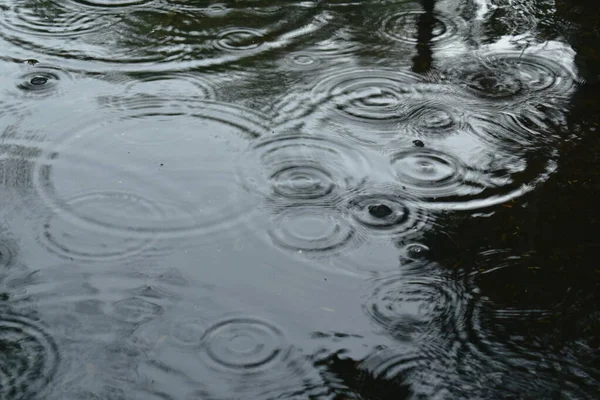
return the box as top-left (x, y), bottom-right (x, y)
top-left (0, 0), bottom-right (598, 399)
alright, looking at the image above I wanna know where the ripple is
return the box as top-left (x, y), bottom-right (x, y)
top-left (400, 243), bottom-right (430, 262)
top-left (13, 65), bottom-right (72, 98)
top-left (0, 1), bottom-right (330, 70)
top-left (200, 317), bottom-right (286, 372)
top-left (120, 72), bottom-right (218, 101)
top-left (170, 317), bottom-right (207, 348)
top-left (202, 3), bottom-right (229, 17)
top-left (70, 0), bottom-right (149, 7)
top-left (214, 27), bottom-right (264, 51)
top-left (236, 134), bottom-right (372, 205)
top-left (282, 52), bottom-right (323, 71)
top-left (379, 10), bottom-right (462, 46)
top-left (110, 297), bottom-right (164, 324)
top-left (388, 137), bottom-right (560, 210)
top-left (311, 68), bottom-right (427, 145)
top-left (443, 51), bottom-right (578, 102)
top-left (347, 185), bottom-right (429, 239)
top-left (0, 312), bottom-right (59, 399)
top-left (402, 101), bottom-right (466, 139)
top-left (363, 268), bottom-right (472, 345)
top-left (469, 107), bottom-right (561, 151)
top-left (0, 1), bottom-right (104, 38)
top-left (391, 148), bottom-right (465, 199)
top-left (268, 206), bottom-right (357, 255)
top-left (0, 239), bottom-right (18, 268)
top-left (34, 101), bottom-right (270, 238)
top-left (39, 192), bottom-right (158, 262)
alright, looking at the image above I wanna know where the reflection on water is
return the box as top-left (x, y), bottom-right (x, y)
top-left (1, 0), bottom-right (598, 399)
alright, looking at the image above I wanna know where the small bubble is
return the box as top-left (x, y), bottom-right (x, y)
top-left (368, 204), bottom-right (393, 218)
top-left (404, 243), bottom-right (429, 260)
top-left (30, 76), bottom-right (48, 85)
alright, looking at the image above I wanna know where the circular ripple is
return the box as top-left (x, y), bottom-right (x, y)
top-left (237, 134), bottom-right (371, 205)
top-left (380, 10), bottom-right (461, 46)
top-left (0, 313), bottom-right (59, 399)
top-left (311, 68), bottom-right (426, 144)
top-left (268, 206), bottom-right (356, 254)
top-left (34, 101), bottom-right (269, 238)
top-left (214, 27), bottom-right (264, 51)
top-left (39, 192), bottom-right (158, 262)
top-left (444, 52), bottom-right (578, 101)
top-left (363, 270), bottom-right (469, 343)
top-left (347, 186), bottom-right (428, 238)
top-left (14, 65), bottom-right (72, 97)
top-left (200, 317), bottom-right (286, 372)
top-left (120, 72), bottom-right (217, 101)
top-left (283, 52), bottom-right (323, 71)
top-left (403, 102), bottom-right (466, 138)
top-left (390, 148), bottom-right (466, 199)
top-left (401, 243), bottom-right (430, 261)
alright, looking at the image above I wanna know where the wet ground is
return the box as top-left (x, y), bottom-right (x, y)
top-left (0, 0), bottom-right (599, 399)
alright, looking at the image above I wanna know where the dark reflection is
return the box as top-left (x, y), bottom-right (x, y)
top-left (412, 0), bottom-right (435, 74)
top-left (0, 302), bottom-right (60, 399)
top-left (316, 351), bottom-right (413, 400)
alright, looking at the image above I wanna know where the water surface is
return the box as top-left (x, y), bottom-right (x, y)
top-left (1, 0), bottom-right (598, 399)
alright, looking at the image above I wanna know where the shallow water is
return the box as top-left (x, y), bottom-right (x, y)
top-left (1, 0), bottom-right (599, 399)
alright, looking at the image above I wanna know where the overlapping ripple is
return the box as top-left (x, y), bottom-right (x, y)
top-left (0, 311), bottom-right (59, 399)
top-left (34, 98), bottom-right (270, 239)
top-left (440, 49), bottom-right (578, 104)
top-left (0, 0), bottom-right (331, 70)
top-left (39, 192), bottom-right (159, 262)
top-left (308, 68), bottom-right (471, 146)
top-left (236, 133), bottom-right (373, 205)
top-left (387, 144), bottom-right (557, 210)
top-left (363, 269), bottom-right (472, 343)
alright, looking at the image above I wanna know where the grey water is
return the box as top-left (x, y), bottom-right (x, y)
top-left (0, 0), bottom-right (598, 399)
